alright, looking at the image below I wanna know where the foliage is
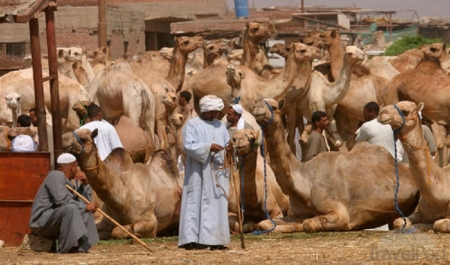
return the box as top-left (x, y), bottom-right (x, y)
top-left (384, 36), bottom-right (443, 56)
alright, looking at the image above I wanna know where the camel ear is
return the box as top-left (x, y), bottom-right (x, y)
top-left (417, 102), bottom-right (425, 113)
top-left (91, 128), bottom-right (98, 140)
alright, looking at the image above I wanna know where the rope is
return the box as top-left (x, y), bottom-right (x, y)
top-left (253, 100), bottom-right (276, 235)
top-left (211, 142), bottom-right (236, 201)
top-left (392, 104), bottom-right (414, 233)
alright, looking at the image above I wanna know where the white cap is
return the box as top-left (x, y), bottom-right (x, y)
top-left (57, 153), bottom-right (76, 164)
top-left (232, 104), bottom-right (243, 115)
top-left (11, 135), bottom-right (36, 152)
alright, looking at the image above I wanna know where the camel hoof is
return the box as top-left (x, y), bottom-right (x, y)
top-left (392, 217), bottom-right (413, 232)
top-left (433, 219), bottom-right (450, 233)
top-left (302, 218), bottom-right (321, 232)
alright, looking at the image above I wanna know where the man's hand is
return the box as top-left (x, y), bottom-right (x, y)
top-left (225, 140), bottom-right (234, 152)
top-left (75, 170), bottom-right (89, 186)
top-left (85, 202), bottom-right (98, 212)
top-left (210, 143), bottom-right (224, 153)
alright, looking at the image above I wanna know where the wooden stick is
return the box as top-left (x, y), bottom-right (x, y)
top-left (230, 166), bottom-right (245, 249)
top-left (65, 184), bottom-right (154, 253)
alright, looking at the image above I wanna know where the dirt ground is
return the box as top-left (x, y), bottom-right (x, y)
top-left (1, 231), bottom-right (450, 264)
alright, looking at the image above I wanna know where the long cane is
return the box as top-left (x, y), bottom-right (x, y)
top-left (66, 184), bottom-right (154, 253)
top-left (232, 167), bottom-right (246, 249)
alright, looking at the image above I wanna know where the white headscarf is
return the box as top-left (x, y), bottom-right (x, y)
top-left (231, 104), bottom-right (243, 115)
top-left (11, 135), bottom-right (37, 152)
top-left (199, 95), bottom-right (224, 113)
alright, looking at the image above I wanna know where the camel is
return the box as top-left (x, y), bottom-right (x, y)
top-left (165, 36), bottom-right (204, 92)
top-left (85, 46), bottom-right (111, 76)
top-left (296, 45), bottom-right (365, 152)
top-left (203, 39), bottom-right (230, 68)
top-left (268, 43), bottom-right (290, 58)
top-left (62, 128), bottom-right (182, 239)
top-left (382, 43), bottom-right (450, 164)
top-left (228, 128), bottom-right (289, 233)
top-left (87, 57), bottom-right (157, 144)
top-left (57, 47), bottom-right (77, 80)
top-left (161, 91), bottom-right (180, 162)
top-left (71, 101), bottom-right (154, 164)
top-left (251, 98), bottom-right (419, 233)
top-left (0, 68), bottom-right (90, 132)
top-left (379, 101), bottom-right (450, 232)
top-left (224, 42), bottom-right (324, 113)
top-left (388, 44), bottom-right (450, 74)
top-left (5, 92), bottom-right (21, 128)
top-left (362, 31), bottom-right (388, 52)
top-left (241, 21), bottom-right (274, 76)
top-left (168, 113), bottom-right (186, 167)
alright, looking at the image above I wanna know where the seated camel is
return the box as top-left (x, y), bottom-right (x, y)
top-left (62, 128), bottom-right (182, 239)
top-left (228, 129), bottom-right (289, 233)
top-left (379, 101), bottom-right (450, 232)
top-left (250, 98), bottom-right (420, 232)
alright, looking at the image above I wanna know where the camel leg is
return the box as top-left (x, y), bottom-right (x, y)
top-left (433, 218), bottom-right (450, 233)
top-left (256, 215), bottom-right (305, 233)
top-left (392, 211), bottom-right (424, 232)
top-left (302, 202), bottom-right (350, 232)
top-left (111, 216), bottom-right (157, 239)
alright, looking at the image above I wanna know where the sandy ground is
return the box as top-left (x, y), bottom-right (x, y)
top-left (1, 231), bottom-right (450, 264)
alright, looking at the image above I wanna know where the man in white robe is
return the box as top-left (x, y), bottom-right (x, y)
top-left (178, 95), bottom-right (231, 251)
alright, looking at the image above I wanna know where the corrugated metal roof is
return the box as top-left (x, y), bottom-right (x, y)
top-left (0, 0), bottom-right (36, 18)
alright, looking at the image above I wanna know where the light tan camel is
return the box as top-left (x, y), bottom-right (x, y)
top-left (251, 98), bottom-right (419, 232)
top-left (241, 21), bottom-right (274, 76)
top-left (85, 46), bottom-right (111, 76)
top-left (203, 39), bottom-right (230, 68)
top-left (87, 57), bottom-right (157, 144)
top-left (379, 101), bottom-right (450, 232)
top-left (0, 68), bottom-right (90, 132)
top-left (228, 128), bottom-right (289, 233)
top-left (296, 45), bottom-right (365, 152)
top-left (168, 113), bottom-right (186, 166)
top-left (161, 91), bottom-right (180, 162)
top-left (5, 92), bottom-right (21, 128)
top-left (62, 128), bottom-right (182, 239)
top-left (57, 47), bottom-right (77, 80)
top-left (224, 42), bottom-right (324, 113)
top-left (165, 36), bottom-right (204, 92)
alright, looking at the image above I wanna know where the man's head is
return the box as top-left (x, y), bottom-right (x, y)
top-left (226, 104), bottom-right (243, 125)
top-left (179, 91), bottom-right (192, 106)
top-left (87, 103), bottom-right (102, 121)
top-left (311, 110), bottom-right (329, 130)
top-left (29, 107), bottom-right (38, 126)
top-left (17, 114), bottom-right (32, 127)
top-left (199, 95), bottom-right (224, 121)
top-left (363, 101), bottom-right (380, 122)
top-left (56, 153), bottom-right (78, 179)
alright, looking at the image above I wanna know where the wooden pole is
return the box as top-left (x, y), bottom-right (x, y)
top-left (65, 184), bottom-right (154, 253)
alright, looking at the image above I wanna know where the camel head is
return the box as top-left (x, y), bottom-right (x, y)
top-left (72, 61), bottom-right (90, 86)
top-left (318, 29), bottom-right (341, 49)
top-left (159, 47), bottom-right (174, 60)
top-left (204, 39), bottom-right (229, 64)
top-left (303, 30), bottom-right (322, 47)
top-left (71, 100), bottom-right (91, 124)
top-left (245, 21), bottom-right (276, 42)
top-left (57, 48), bottom-right (70, 64)
top-left (161, 92), bottom-right (178, 110)
top-left (344, 46), bottom-right (365, 65)
top-left (62, 128), bottom-right (98, 157)
top-left (378, 101), bottom-right (424, 135)
top-left (174, 35), bottom-right (205, 56)
top-left (269, 43), bottom-right (290, 59)
top-left (169, 113), bottom-right (185, 128)
top-left (226, 64), bottom-right (244, 101)
top-left (85, 46), bottom-right (110, 64)
top-left (291, 42), bottom-right (323, 63)
top-left (66, 47), bottom-right (84, 63)
top-left (5, 92), bottom-right (21, 111)
top-left (420, 43), bottom-right (450, 71)
top-left (252, 98), bottom-right (279, 126)
top-left (232, 128), bottom-right (259, 156)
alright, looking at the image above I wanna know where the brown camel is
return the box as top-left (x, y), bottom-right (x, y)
top-left (62, 128), bottom-right (182, 239)
top-left (203, 39), bottom-right (230, 68)
top-left (379, 101), bottom-right (450, 232)
top-left (251, 98), bottom-right (419, 232)
top-left (71, 101), bottom-right (154, 164)
top-left (228, 129), bottom-right (289, 233)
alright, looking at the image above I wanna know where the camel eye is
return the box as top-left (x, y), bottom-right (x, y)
top-left (402, 111), bottom-right (410, 116)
